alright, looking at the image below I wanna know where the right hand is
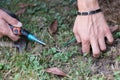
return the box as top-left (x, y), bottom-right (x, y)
top-left (0, 9), bottom-right (22, 41)
top-left (73, 12), bottom-right (115, 57)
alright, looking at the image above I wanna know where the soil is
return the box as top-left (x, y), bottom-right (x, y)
top-left (48, 0), bottom-right (120, 77)
top-left (20, 0), bottom-right (120, 77)
top-left (58, 0), bottom-right (120, 77)
top-left (91, 0), bottom-right (120, 77)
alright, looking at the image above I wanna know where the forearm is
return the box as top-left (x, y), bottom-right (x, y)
top-left (77, 0), bottom-right (100, 12)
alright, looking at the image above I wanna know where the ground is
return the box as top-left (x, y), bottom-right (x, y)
top-left (0, 0), bottom-right (120, 80)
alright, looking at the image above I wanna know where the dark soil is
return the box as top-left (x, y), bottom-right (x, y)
top-left (90, 0), bottom-right (120, 77)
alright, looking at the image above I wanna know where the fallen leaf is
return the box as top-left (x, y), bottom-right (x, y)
top-left (15, 8), bottom-right (26, 16)
top-left (16, 3), bottom-right (36, 16)
top-left (45, 67), bottom-right (67, 76)
top-left (17, 3), bottom-right (35, 8)
top-left (48, 20), bottom-right (58, 34)
top-left (18, 3), bottom-right (29, 8)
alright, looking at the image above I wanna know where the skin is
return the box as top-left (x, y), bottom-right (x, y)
top-left (73, 0), bottom-right (114, 57)
top-left (0, 9), bottom-right (22, 41)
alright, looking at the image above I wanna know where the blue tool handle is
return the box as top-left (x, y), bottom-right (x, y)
top-left (21, 29), bottom-right (30, 37)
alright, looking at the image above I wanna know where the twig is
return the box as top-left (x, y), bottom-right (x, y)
top-left (4, 68), bottom-right (14, 79)
top-left (0, 41), bottom-right (15, 48)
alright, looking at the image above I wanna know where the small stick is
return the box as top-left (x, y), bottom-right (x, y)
top-left (63, 37), bottom-right (76, 47)
top-left (0, 41), bottom-right (15, 48)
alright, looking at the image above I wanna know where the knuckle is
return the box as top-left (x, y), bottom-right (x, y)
top-left (11, 18), bottom-right (18, 24)
top-left (105, 29), bottom-right (111, 34)
top-left (99, 33), bottom-right (104, 38)
top-left (0, 10), bottom-right (7, 19)
top-left (0, 10), bottom-right (4, 17)
top-left (0, 19), bottom-right (4, 25)
top-left (0, 19), bottom-right (5, 25)
top-left (82, 38), bottom-right (89, 44)
top-left (0, 20), bottom-right (7, 34)
top-left (1, 30), bottom-right (6, 34)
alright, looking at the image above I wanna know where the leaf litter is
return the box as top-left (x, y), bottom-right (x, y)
top-left (45, 67), bottom-right (67, 77)
top-left (16, 2), bottom-right (36, 16)
top-left (48, 19), bottom-right (58, 34)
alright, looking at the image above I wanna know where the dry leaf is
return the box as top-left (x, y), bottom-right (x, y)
top-left (48, 19), bottom-right (58, 34)
top-left (18, 3), bottom-right (29, 8)
top-left (45, 67), bottom-right (67, 76)
top-left (15, 8), bottom-right (26, 16)
top-left (16, 3), bottom-right (36, 16)
top-left (18, 3), bottom-right (35, 8)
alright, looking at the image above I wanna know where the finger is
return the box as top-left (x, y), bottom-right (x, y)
top-left (105, 31), bottom-right (114, 44)
top-left (75, 33), bottom-right (81, 43)
top-left (0, 9), bottom-right (22, 27)
top-left (0, 34), bottom-right (3, 38)
top-left (7, 32), bottom-right (20, 41)
top-left (90, 37), bottom-right (100, 58)
top-left (109, 25), bottom-right (119, 33)
top-left (1, 20), bottom-right (20, 41)
top-left (73, 30), bottom-right (81, 43)
top-left (98, 36), bottom-right (106, 51)
top-left (81, 38), bottom-right (90, 53)
top-left (6, 24), bottom-right (20, 41)
top-left (99, 17), bottom-right (114, 44)
top-left (73, 20), bottom-right (81, 43)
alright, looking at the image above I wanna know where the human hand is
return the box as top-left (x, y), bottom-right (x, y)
top-left (73, 12), bottom-right (114, 57)
top-left (0, 9), bottom-right (22, 41)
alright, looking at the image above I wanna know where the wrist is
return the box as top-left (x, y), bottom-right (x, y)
top-left (77, 9), bottom-right (102, 16)
top-left (77, 0), bottom-right (100, 12)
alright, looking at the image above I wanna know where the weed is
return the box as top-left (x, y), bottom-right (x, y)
top-left (0, 0), bottom-right (120, 80)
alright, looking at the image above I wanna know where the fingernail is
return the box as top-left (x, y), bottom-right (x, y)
top-left (93, 54), bottom-right (100, 58)
top-left (13, 22), bottom-right (22, 27)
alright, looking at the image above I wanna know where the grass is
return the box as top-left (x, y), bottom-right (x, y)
top-left (0, 0), bottom-right (120, 80)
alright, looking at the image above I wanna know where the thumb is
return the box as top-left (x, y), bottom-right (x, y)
top-left (0, 9), bottom-right (22, 27)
